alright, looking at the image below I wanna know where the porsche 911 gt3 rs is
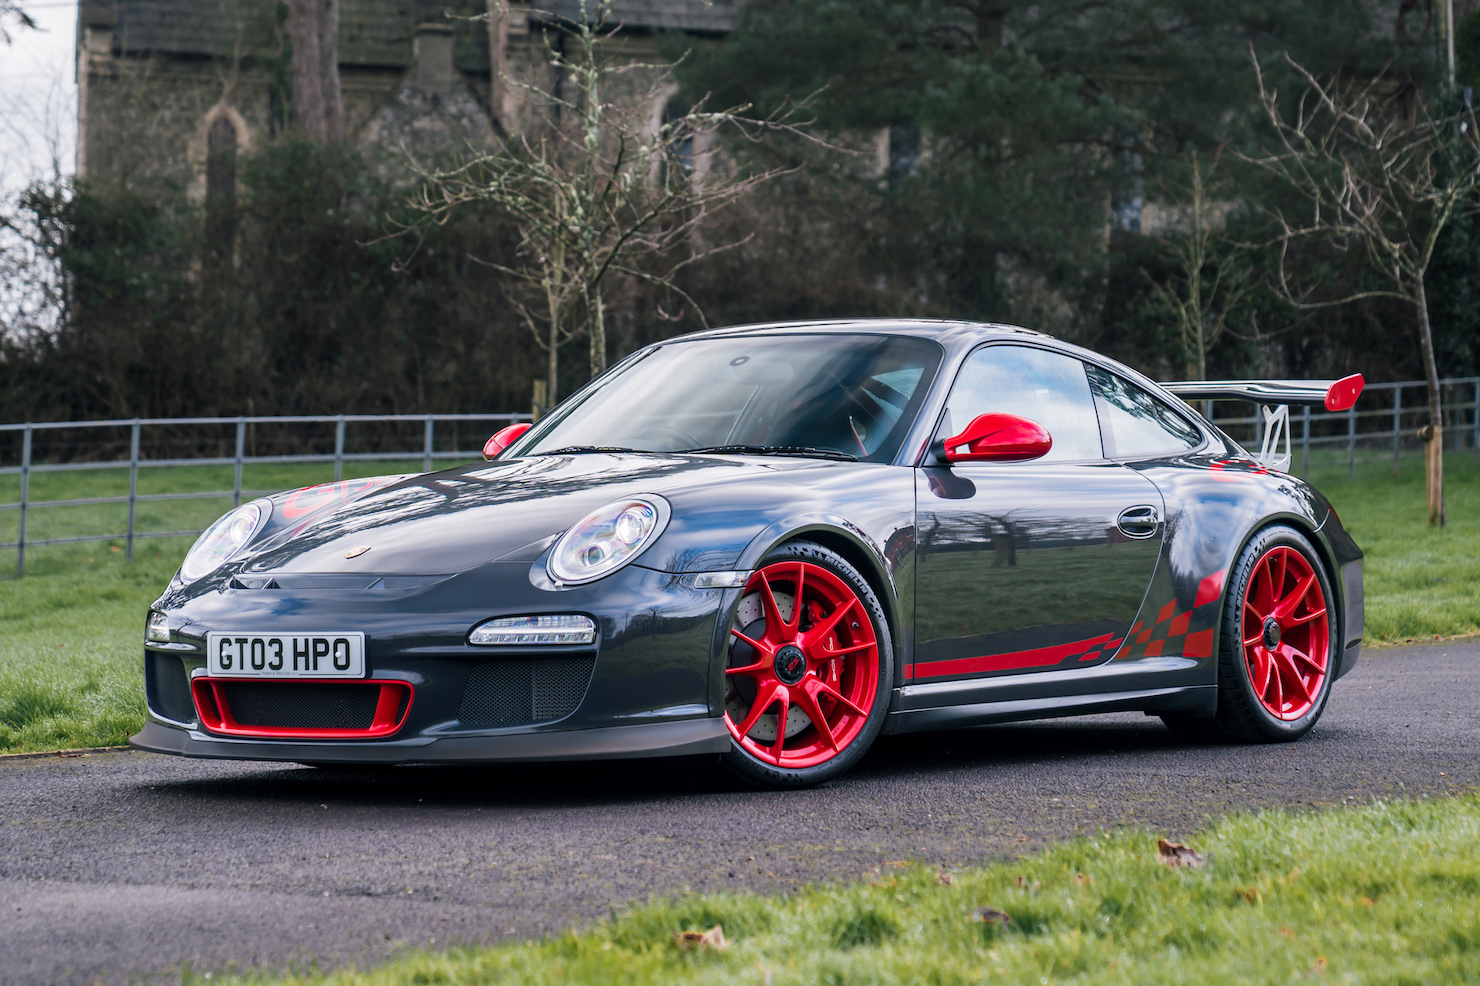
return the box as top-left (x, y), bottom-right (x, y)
top-left (133, 320), bottom-right (1364, 787)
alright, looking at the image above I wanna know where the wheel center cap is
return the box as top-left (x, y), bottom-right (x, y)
top-left (774, 644), bottom-right (807, 685)
top-left (1262, 617), bottom-right (1282, 649)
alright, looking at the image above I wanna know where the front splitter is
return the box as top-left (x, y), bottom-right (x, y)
top-left (129, 717), bottom-right (729, 764)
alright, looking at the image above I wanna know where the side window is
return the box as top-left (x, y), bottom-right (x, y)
top-left (945, 345), bottom-right (1103, 462)
top-left (1087, 365), bottom-right (1202, 457)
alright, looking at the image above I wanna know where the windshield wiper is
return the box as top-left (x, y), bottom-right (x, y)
top-left (678, 445), bottom-right (858, 461)
top-left (537, 445), bottom-right (645, 455)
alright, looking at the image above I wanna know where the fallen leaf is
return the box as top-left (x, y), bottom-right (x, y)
top-left (936, 871), bottom-right (954, 886)
top-left (1157, 838), bottom-right (1205, 869)
top-left (969, 906), bottom-right (1011, 926)
top-left (885, 860), bottom-right (909, 868)
top-left (1235, 887), bottom-right (1262, 904)
top-left (674, 925), bottom-right (728, 951)
top-left (1278, 927), bottom-right (1295, 939)
top-left (1359, 896), bottom-right (1376, 907)
top-left (1314, 955), bottom-right (1328, 970)
top-left (1072, 874), bottom-right (1093, 886)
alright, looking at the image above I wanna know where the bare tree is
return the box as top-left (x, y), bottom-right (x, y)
top-left (1245, 52), bottom-right (1480, 526)
top-left (0, 0), bottom-right (35, 45)
top-left (286, 0), bottom-right (343, 140)
top-left (1144, 148), bottom-right (1254, 380)
top-left (404, 0), bottom-right (818, 404)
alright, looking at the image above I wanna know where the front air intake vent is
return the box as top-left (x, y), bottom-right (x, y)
top-left (146, 652), bottom-right (195, 724)
top-left (191, 679), bottom-right (413, 739)
top-left (458, 657), bottom-right (596, 728)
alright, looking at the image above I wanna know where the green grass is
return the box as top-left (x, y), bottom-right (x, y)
top-left (1309, 452), bottom-right (1480, 643)
top-left (0, 454), bottom-right (1472, 753)
top-left (205, 793), bottom-right (1480, 985)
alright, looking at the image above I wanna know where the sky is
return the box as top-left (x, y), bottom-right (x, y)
top-left (1, 0), bottom-right (78, 193)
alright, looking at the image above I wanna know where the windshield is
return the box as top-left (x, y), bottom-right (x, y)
top-left (519, 334), bottom-right (943, 462)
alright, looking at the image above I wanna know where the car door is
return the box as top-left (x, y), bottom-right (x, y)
top-left (911, 344), bottom-right (1164, 682)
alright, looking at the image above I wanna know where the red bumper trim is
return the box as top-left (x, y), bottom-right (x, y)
top-left (191, 678), bottom-right (414, 739)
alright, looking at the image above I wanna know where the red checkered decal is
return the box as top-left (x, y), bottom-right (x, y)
top-left (1117, 569), bottom-right (1226, 661)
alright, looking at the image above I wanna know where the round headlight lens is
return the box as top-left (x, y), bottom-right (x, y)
top-left (180, 501), bottom-right (267, 583)
top-left (548, 496), bottom-right (668, 585)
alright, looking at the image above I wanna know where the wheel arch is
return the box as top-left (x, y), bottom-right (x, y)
top-left (738, 519), bottom-right (903, 657)
top-left (1222, 511), bottom-right (1345, 647)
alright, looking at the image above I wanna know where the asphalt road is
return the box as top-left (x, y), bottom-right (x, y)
top-left (2, 640), bottom-right (1477, 985)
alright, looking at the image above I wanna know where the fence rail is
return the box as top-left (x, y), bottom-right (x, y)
top-left (2, 376), bottom-right (1477, 579)
top-left (0, 412), bottom-right (529, 577)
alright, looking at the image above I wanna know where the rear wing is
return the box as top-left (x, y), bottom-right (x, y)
top-left (1161, 373), bottom-right (1365, 472)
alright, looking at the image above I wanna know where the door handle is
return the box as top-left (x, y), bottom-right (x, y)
top-left (1117, 504), bottom-right (1160, 538)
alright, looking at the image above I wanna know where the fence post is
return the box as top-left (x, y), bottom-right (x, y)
top-left (1473, 378), bottom-right (1479, 466)
top-left (126, 419), bottom-right (140, 561)
top-left (334, 415), bottom-right (346, 482)
top-left (233, 417), bottom-right (246, 508)
top-left (1392, 386), bottom-right (1402, 472)
top-left (17, 424), bottom-right (31, 578)
top-left (423, 416), bottom-right (434, 473)
top-left (1301, 406), bottom-right (1310, 475)
top-left (1347, 404), bottom-right (1356, 481)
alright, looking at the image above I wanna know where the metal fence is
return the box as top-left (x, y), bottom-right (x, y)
top-left (1, 375), bottom-right (1477, 578)
top-left (0, 412), bottom-right (528, 577)
top-left (1203, 376), bottom-right (1480, 478)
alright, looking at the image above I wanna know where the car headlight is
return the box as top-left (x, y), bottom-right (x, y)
top-left (179, 500), bottom-right (268, 583)
top-left (548, 496), bottom-right (669, 585)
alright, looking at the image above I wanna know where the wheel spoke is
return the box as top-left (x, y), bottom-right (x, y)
top-left (790, 563), bottom-right (805, 630)
top-left (821, 640), bottom-right (875, 657)
top-left (729, 628), bottom-right (772, 656)
top-left (801, 596), bottom-right (857, 651)
top-left (1275, 647), bottom-right (1312, 704)
top-left (1251, 559), bottom-right (1275, 615)
top-left (1282, 604), bottom-right (1327, 627)
top-left (755, 569), bottom-right (787, 638)
top-left (1271, 550), bottom-right (1288, 601)
top-left (808, 675), bottom-right (869, 718)
top-left (1273, 573), bottom-right (1316, 622)
top-left (1247, 643), bottom-right (1271, 696)
top-left (735, 680), bottom-right (782, 738)
top-left (1281, 640), bottom-right (1326, 675)
top-left (769, 688), bottom-right (791, 762)
top-left (795, 680), bottom-right (839, 751)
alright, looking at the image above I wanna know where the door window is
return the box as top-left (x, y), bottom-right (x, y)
top-left (944, 345), bottom-right (1103, 462)
top-left (1086, 365), bottom-right (1202, 457)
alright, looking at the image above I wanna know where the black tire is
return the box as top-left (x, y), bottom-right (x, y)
top-left (1163, 524), bottom-right (1337, 744)
top-left (720, 540), bottom-right (894, 789)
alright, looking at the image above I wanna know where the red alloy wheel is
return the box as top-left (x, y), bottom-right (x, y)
top-left (1241, 545), bottom-right (1331, 721)
top-left (725, 561), bottom-right (881, 769)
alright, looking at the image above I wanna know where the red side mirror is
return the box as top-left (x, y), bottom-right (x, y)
top-left (483, 423), bottom-right (532, 460)
top-left (942, 413), bottom-right (1052, 463)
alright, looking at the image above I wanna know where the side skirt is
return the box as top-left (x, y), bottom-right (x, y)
top-left (884, 684), bottom-right (1217, 735)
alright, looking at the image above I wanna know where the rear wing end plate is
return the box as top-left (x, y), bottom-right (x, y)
top-left (1161, 374), bottom-right (1364, 472)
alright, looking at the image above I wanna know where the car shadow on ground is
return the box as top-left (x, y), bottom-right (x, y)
top-left (137, 713), bottom-right (1192, 809)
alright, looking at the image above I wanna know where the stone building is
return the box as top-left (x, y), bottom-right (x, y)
top-left (74, 0), bottom-right (738, 198)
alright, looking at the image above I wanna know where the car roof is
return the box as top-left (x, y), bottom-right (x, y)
top-left (674, 318), bottom-right (1050, 349)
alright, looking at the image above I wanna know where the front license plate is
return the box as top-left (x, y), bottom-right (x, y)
top-left (205, 632), bottom-right (366, 678)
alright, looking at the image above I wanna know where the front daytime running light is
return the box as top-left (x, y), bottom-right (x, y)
top-left (548, 496), bottom-right (669, 585)
top-left (469, 615), bottom-right (597, 646)
top-left (180, 500), bottom-right (267, 583)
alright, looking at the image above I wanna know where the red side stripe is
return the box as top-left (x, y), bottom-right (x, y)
top-left (912, 632), bottom-right (1117, 680)
top-left (1156, 599), bottom-right (1177, 624)
top-left (1143, 639), bottom-right (1165, 657)
top-left (1169, 612), bottom-right (1191, 637)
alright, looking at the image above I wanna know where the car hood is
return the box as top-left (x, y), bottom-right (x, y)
top-left (235, 452), bottom-right (836, 576)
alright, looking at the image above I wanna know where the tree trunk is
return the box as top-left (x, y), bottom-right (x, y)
top-left (486, 0), bottom-right (509, 132)
top-left (317, 0), bottom-right (343, 140)
top-left (1415, 279), bottom-right (1446, 526)
top-left (287, 0), bottom-right (327, 139)
top-left (588, 288), bottom-right (605, 378)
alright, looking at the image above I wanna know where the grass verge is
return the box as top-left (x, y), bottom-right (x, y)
top-left (1312, 452), bottom-right (1480, 643)
top-left (208, 793), bottom-right (1480, 985)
